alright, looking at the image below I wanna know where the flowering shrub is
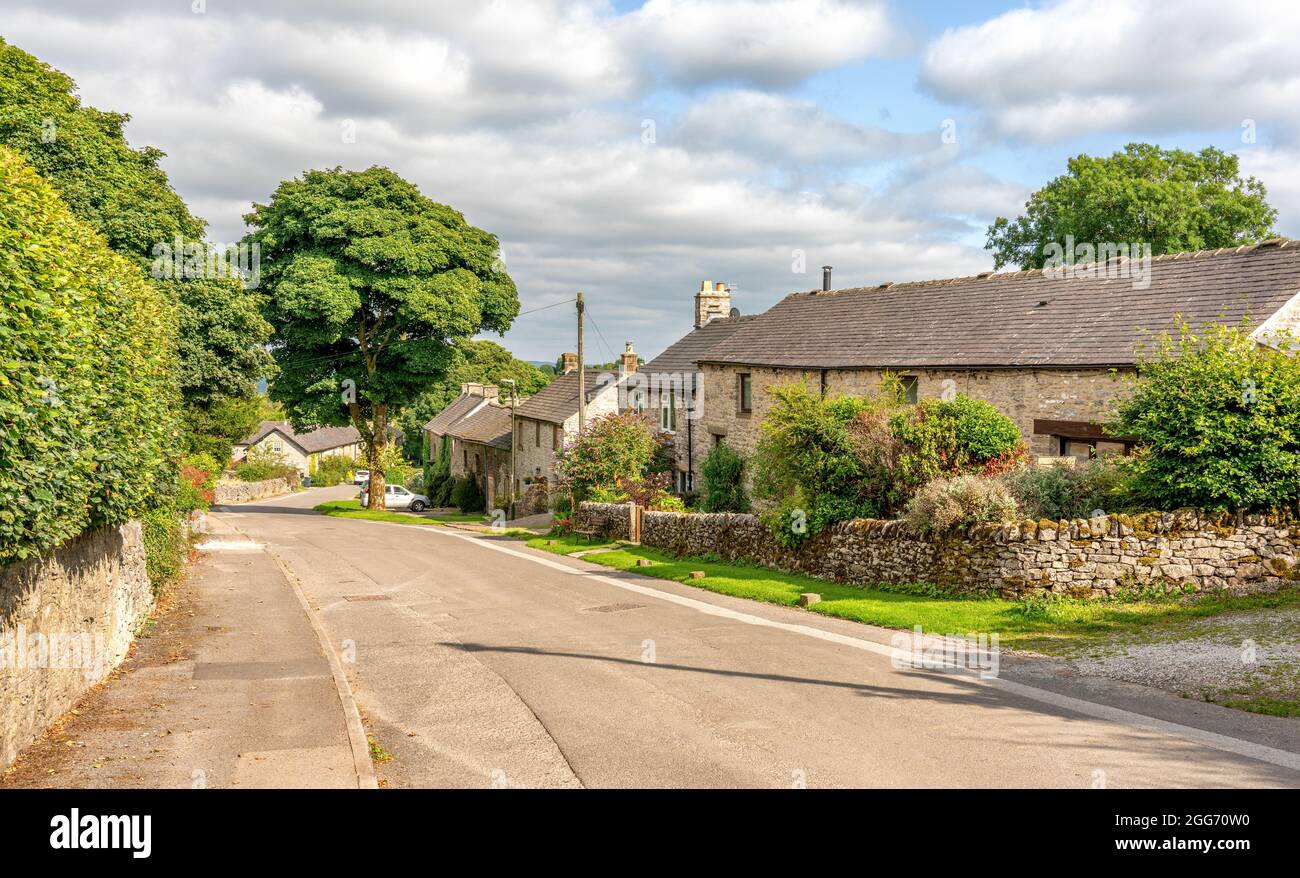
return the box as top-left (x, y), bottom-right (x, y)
top-left (555, 410), bottom-right (669, 501)
top-left (905, 475), bottom-right (1020, 534)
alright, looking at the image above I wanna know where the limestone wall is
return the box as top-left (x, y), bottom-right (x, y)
top-left (1, 522), bottom-right (155, 769)
top-left (213, 477), bottom-right (292, 505)
top-left (577, 503), bottom-right (1298, 598)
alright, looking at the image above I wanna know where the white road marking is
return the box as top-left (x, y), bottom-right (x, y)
top-left (242, 510), bottom-right (1300, 776)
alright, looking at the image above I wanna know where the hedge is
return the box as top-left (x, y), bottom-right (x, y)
top-left (0, 147), bottom-right (180, 562)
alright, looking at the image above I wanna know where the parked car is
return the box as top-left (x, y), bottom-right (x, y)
top-left (352, 469), bottom-right (370, 486)
top-left (359, 483), bottom-right (429, 512)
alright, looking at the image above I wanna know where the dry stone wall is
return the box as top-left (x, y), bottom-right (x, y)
top-left (214, 477), bottom-right (292, 505)
top-left (1, 522), bottom-right (154, 769)
top-left (577, 502), bottom-right (1298, 598)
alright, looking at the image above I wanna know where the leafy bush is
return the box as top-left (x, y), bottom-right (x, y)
top-left (905, 475), bottom-right (1020, 535)
top-left (555, 410), bottom-right (667, 501)
top-left (141, 505), bottom-right (187, 594)
top-left (889, 396), bottom-right (1021, 496)
top-left (235, 445), bottom-right (299, 482)
top-left (451, 475), bottom-right (484, 512)
top-left (1116, 321), bottom-right (1300, 510)
top-left (311, 454), bottom-right (355, 487)
top-left (0, 147), bottom-right (180, 563)
top-left (700, 443), bottom-right (750, 513)
top-left (1007, 458), bottom-right (1136, 520)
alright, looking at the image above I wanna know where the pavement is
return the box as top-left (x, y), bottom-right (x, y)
top-left (0, 511), bottom-right (373, 789)
top-left (202, 484), bottom-right (1300, 789)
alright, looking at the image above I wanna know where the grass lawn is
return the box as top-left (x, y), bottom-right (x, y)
top-left (525, 533), bottom-right (619, 555)
top-left (314, 500), bottom-right (484, 526)
top-left (528, 539), bottom-right (1300, 653)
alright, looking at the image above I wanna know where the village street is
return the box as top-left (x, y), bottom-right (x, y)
top-left (185, 488), bottom-right (1300, 788)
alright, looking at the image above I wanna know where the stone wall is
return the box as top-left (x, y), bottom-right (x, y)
top-left (577, 502), bottom-right (1298, 599)
top-left (1, 522), bottom-right (155, 769)
top-left (214, 477), bottom-right (292, 505)
top-left (698, 363), bottom-right (1131, 465)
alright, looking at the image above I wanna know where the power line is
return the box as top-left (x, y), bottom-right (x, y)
top-left (582, 304), bottom-right (618, 365)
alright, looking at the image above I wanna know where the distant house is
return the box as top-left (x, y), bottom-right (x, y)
top-left (232, 420), bottom-right (362, 475)
top-left (446, 402), bottom-right (514, 512)
top-left (695, 240), bottom-right (1300, 468)
top-left (641, 281), bottom-right (754, 492)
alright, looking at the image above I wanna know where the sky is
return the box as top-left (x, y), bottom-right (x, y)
top-left (3, 0), bottom-right (1299, 363)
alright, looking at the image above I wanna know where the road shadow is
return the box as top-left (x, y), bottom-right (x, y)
top-left (211, 505), bottom-right (323, 515)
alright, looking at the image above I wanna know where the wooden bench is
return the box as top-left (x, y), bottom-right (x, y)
top-left (571, 524), bottom-right (602, 544)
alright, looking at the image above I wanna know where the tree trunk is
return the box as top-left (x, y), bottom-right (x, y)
top-left (364, 404), bottom-right (388, 510)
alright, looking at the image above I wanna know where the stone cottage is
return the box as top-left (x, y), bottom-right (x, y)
top-left (445, 402), bottom-right (514, 512)
top-left (510, 354), bottom-right (633, 504)
top-left (640, 281), bottom-right (754, 492)
top-left (424, 382), bottom-right (501, 467)
top-left (232, 420), bottom-right (361, 476)
top-left (694, 239), bottom-right (1300, 465)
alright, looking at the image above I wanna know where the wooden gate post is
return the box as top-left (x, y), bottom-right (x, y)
top-left (629, 504), bottom-right (643, 544)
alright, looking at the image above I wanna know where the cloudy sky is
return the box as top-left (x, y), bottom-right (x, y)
top-left (4, 0), bottom-right (1299, 362)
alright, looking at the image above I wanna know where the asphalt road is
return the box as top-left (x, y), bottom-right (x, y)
top-left (215, 486), bottom-right (1300, 789)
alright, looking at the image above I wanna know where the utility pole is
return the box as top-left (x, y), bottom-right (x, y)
top-left (577, 290), bottom-right (586, 435)
top-left (502, 378), bottom-right (517, 519)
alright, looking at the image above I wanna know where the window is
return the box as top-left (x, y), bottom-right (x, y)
top-left (901, 375), bottom-right (919, 405)
top-left (738, 373), bottom-right (753, 414)
top-left (660, 389), bottom-right (677, 432)
top-left (535, 421), bottom-right (540, 447)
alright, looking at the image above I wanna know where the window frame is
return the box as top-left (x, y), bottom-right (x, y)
top-left (737, 373), bottom-right (753, 414)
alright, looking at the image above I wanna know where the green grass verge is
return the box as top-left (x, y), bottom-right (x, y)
top-left (1217, 697), bottom-right (1300, 718)
top-left (525, 533), bottom-right (619, 554)
top-left (536, 541), bottom-right (1300, 652)
top-left (315, 500), bottom-right (453, 526)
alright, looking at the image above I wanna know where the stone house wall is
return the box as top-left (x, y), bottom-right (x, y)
top-left (1, 522), bottom-right (155, 770)
top-left (577, 502), bottom-right (1298, 599)
top-left (698, 363), bottom-right (1131, 470)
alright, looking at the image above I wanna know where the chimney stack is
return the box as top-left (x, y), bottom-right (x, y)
top-left (694, 279), bottom-right (732, 329)
top-left (620, 341), bottom-right (638, 375)
top-left (461, 382), bottom-right (499, 399)
top-left (822, 266), bottom-right (832, 291)
top-left (561, 352), bottom-right (578, 374)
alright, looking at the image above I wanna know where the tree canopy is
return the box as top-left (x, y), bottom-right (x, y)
top-left (397, 339), bottom-right (550, 459)
top-left (245, 165), bottom-right (520, 505)
top-left (986, 144), bottom-right (1278, 270)
top-left (0, 37), bottom-right (273, 460)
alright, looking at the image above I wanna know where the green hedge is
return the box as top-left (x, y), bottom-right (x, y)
top-left (0, 147), bottom-right (180, 562)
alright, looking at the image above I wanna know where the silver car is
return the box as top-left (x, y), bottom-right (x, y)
top-left (352, 469), bottom-right (370, 486)
top-left (359, 484), bottom-right (429, 512)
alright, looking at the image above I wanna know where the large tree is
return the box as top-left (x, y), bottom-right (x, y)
top-left (986, 143), bottom-right (1278, 270)
top-left (245, 166), bottom-right (520, 507)
top-left (0, 37), bottom-right (274, 459)
top-left (397, 340), bottom-right (551, 459)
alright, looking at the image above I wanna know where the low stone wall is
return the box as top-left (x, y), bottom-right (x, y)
top-left (1, 522), bottom-right (155, 770)
top-left (214, 477), bottom-right (292, 505)
top-left (576, 503), bottom-right (1299, 598)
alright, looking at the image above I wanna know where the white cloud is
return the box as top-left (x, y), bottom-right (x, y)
top-left (919, 0), bottom-right (1300, 143)
top-left (629, 0), bottom-right (899, 87)
top-left (673, 90), bottom-right (936, 165)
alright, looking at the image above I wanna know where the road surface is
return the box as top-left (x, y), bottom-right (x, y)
top-left (214, 485), bottom-right (1300, 788)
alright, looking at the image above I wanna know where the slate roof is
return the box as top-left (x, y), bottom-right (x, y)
top-left (424, 394), bottom-right (487, 435)
top-left (514, 369), bottom-right (617, 425)
top-left (447, 404), bottom-right (513, 450)
top-left (642, 314), bottom-right (759, 374)
top-left (237, 420), bottom-right (362, 453)
top-left (699, 240), bottom-right (1300, 370)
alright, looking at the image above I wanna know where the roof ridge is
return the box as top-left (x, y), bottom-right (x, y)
top-left (788, 237), bottom-right (1297, 300)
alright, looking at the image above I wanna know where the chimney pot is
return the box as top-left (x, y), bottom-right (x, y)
top-left (822, 265), bottom-right (832, 291)
top-left (621, 341), bottom-right (638, 375)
